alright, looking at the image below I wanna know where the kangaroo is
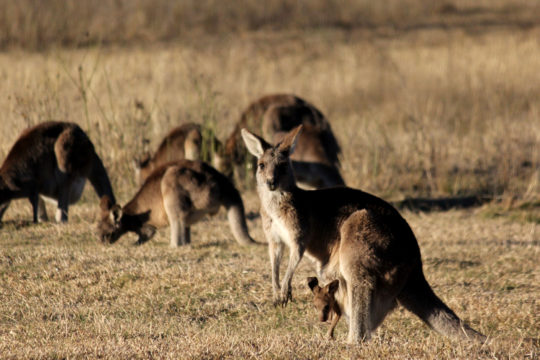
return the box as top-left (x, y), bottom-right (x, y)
top-left (221, 94), bottom-right (343, 188)
top-left (263, 110), bottom-right (345, 189)
top-left (241, 125), bottom-right (485, 344)
top-left (98, 159), bottom-right (256, 247)
top-left (133, 123), bottom-right (203, 185)
top-left (307, 277), bottom-right (341, 339)
top-left (0, 121), bottom-right (116, 223)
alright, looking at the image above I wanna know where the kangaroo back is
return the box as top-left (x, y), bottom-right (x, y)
top-left (0, 121), bottom-right (115, 223)
top-left (224, 94), bottom-right (338, 187)
top-left (134, 123), bottom-right (203, 184)
top-left (262, 103), bottom-right (341, 169)
top-left (270, 122), bottom-right (344, 188)
top-left (54, 124), bottom-right (94, 174)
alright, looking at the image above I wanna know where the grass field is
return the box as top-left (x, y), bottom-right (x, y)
top-left (0, 198), bottom-right (538, 359)
top-left (0, 1), bottom-right (539, 358)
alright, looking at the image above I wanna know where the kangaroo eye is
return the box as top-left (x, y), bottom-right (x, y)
top-left (258, 163), bottom-right (265, 170)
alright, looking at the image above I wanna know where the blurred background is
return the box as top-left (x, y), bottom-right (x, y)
top-left (0, 0), bottom-right (538, 220)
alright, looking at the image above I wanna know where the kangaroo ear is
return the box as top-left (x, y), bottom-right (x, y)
top-left (136, 153), bottom-right (151, 167)
top-left (278, 125), bottom-right (302, 155)
top-left (111, 204), bottom-right (122, 224)
top-left (241, 129), bottom-right (270, 158)
top-left (307, 277), bottom-right (320, 292)
top-left (326, 279), bottom-right (339, 295)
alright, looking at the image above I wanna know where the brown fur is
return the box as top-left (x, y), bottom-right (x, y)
top-left (133, 123), bottom-right (203, 185)
top-left (98, 160), bottom-right (257, 247)
top-left (0, 121), bottom-right (116, 223)
top-left (307, 277), bottom-right (341, 339)
top-left (241, 125), bottom-right (485, 344)
top-left (221, 94), bottom-right (343, 188)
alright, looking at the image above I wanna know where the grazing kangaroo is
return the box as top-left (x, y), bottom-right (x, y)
top-left (98, 159), bottom-right (256, 247)
top-left (133, 123), bottom-right (225, 185)
top-left (241, 125), bottom-right (485, 344)
top-left (307, 277), bottom-right (341, 339)
top-left (267, 121), bottom-right (344, 189)
top-left (134, 123), bottom-right (200, 184)
top-left (0, 121), bottom-right (116, 223)
top-left (221, 94), bottom-right (343, 188)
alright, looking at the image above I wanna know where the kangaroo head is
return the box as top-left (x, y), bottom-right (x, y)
top-left (307, 277), bottom-right (340, 322)
top-left (97, 195), bottom-right (124, 243)
top-left (241, 125), bottom-right (302, 192)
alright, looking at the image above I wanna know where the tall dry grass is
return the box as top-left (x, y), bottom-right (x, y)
top-left (0, 0), bottom-right (538, 50)
top-left (0, 27), bottom-right (538, 204)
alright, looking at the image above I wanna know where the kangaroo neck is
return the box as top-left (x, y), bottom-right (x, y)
top-left (119, 211), bottom-right (149, 233)
top-left (258, 184), bottom-right (301, 217)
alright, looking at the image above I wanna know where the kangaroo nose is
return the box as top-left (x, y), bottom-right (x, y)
top-left (267, 179), bottom-right (277, 191)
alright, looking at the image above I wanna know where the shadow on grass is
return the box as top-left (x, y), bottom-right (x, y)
top-left (425, 257), bottom-right (481, 268)
top-left (0, 219), bottom-right (36, 230)
top-left (392, 195), bottom-right (491, 213)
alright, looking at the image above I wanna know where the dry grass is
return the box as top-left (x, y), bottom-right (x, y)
top-left (1, 0), bottom-right (538, 50)
top-left (0, 1), bottom-right (539, 358)
top-left (0, 196), bottom-right (538, 359)
top-left (0, 26), bottom-right (539, 201)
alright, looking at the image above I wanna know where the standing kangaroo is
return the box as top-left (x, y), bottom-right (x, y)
top-left (0, 121), bottom-right (116, 223)
top-left (241, 125), bottom-right (485, 343)
top-left (98, 160), bottom-right (256, 247)
top-left (222, 94), bottom-right (343, 188)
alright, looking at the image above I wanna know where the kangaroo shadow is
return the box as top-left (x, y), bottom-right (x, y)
top-left (0, 219), bottom-right (37, 230)
top-left (392, 195), bottom-right (490, 213)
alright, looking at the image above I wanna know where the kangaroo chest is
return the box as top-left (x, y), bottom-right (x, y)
top-left (262, 192), bottom-right (302, 248)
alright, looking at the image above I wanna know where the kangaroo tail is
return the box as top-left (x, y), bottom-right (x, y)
top-left (398, 267), bottom-right (486, 343)
top-left (221, 181), bottom-right (257, 246)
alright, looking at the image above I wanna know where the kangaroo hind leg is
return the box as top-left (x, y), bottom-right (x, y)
top-left (161, 167), bottom-right (192, 247)
top-left (346, 276), bottom-right (374, 344)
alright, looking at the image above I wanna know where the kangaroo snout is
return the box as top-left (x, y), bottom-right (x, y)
top-left (266, 179), bottom-right (277, 191)
top-left (320, 304), bottom-right (331, 322)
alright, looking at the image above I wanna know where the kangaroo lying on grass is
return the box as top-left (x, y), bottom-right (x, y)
top-left (241, 125), bottom-right (485, 344)
top-left (98, 160), bottom-right (256, 247)
top-left (0, 121), bottom-right (116, 223)
top-left (133, 123), bottom-right (225, 185)
top-left (307, 277), bottom-right (341, 339)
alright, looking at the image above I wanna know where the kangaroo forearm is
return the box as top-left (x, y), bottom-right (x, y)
top-left (327, 314), bottom-right (341, 339)
top-left (89, 154), bottom-right (116, 204)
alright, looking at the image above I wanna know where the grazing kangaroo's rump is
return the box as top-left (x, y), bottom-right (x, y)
top-left (133, 123), bottom-right (225, 185)
top-left (0, 121), bottom-right (115, 223)
top-left (221, 94), bottom-right (344, 188)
